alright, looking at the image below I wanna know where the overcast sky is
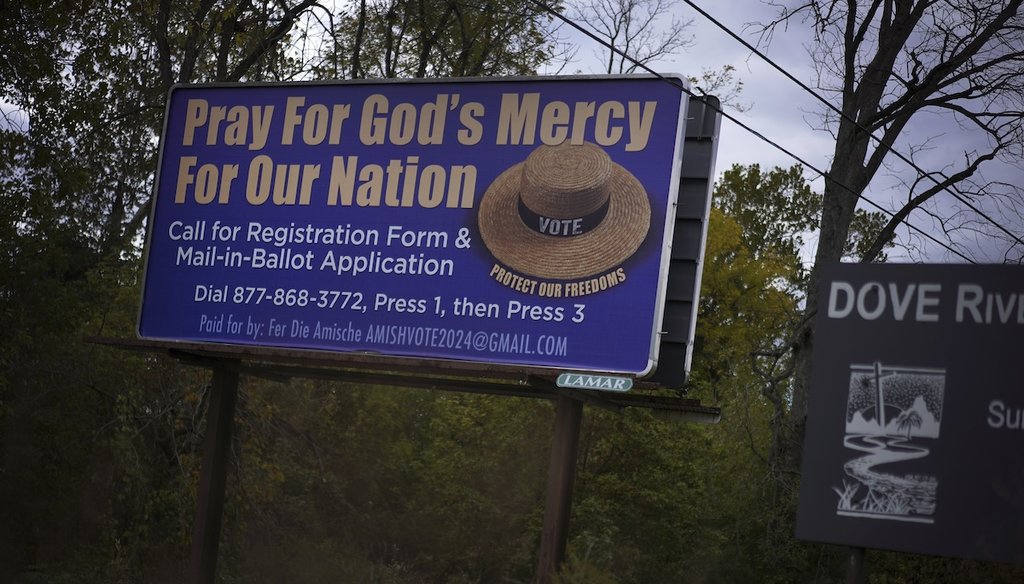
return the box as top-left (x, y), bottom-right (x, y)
top-left (545, 0), bottom-right (1024, 264)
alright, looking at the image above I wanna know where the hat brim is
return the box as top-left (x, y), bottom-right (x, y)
top-left (478, 161), bottom-right (651, 280)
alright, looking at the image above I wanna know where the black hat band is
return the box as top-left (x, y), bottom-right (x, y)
top-left (517, 197), bottom-right (610, 238)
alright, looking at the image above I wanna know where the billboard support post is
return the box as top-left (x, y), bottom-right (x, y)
top-left (536, 395), bottom-right (584, 584)
top-left (187, 361), bottom-right (240, 584)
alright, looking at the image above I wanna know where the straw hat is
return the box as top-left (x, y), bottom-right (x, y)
top-left (478, 141), bottom-right (651, 280)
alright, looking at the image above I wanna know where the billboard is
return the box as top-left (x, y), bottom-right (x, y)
top-left (797, 263), bottom-right (1024, 564)
top-left (139, 76), bottom-right (691, 375)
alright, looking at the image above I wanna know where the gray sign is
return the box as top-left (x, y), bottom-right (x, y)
top-left (796, 263), bottom-right (1024, 564)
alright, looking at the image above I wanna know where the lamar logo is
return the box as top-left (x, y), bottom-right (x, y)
top-left (556, 373), bottom-right (633, 392)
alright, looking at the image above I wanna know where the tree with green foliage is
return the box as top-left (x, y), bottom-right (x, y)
top-left (557, 183), bottom-right (827, 582)
top-left (0, 1), bottom-right (562, 581)
top-left (715, 163), bottom-right (892, 278)
top-left (325, 0), bottom-right (562, 79)
top-left (1, 3), bottom-right (324, 577)
top-left (710, 163), bottom-right (889, 465)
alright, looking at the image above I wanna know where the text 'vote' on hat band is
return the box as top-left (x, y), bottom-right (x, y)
top-left (516, 198), bottom-right (611, 238)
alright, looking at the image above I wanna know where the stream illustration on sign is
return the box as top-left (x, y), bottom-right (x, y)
top-left (836, 362), bottom-right (946, 524)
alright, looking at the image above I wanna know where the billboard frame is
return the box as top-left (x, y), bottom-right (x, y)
top-left (137, 75), bottom-right (719, 385)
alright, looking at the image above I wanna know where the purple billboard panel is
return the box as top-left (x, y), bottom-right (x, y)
top-left (139, 76), bottom-right (689, 375)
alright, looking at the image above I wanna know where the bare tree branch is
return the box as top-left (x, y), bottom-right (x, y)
top-left (569, 0), bottom-right (693, 74)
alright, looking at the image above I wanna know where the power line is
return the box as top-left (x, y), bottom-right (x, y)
top-left (680, 0), bottom-right (1024, 253)
top-left (526, 0), bottom-right (978, 263)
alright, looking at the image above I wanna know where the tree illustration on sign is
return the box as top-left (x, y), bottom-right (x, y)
top-left (895, 408), bottom-right (923, 440)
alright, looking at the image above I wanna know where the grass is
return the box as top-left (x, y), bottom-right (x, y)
top-left (834, 480), bottom-right (913, 516)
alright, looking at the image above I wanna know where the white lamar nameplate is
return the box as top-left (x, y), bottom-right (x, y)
top-left (556, 372), bottom-right (633, 392)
